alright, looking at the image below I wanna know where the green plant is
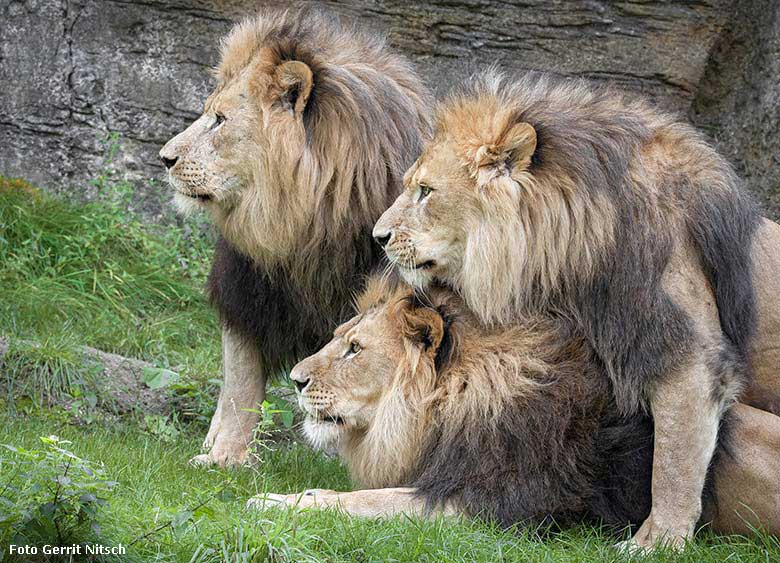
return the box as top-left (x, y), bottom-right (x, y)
top-left (0, 436), bottom-right (117, 551)
top-left (141, 414), bottom-right (181, 443)
top-left (243, 397), bottom-right (298, 465)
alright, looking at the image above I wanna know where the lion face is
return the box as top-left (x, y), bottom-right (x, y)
top-left (290, 285), bottom-right (445, 453)
top-left (160, 56), bottom-right (313, 245)
top-left (159, 11), bottom-right (431, 269)
top-left (291, 306), bottom-right (403, 450)
top-left (375, 85), bottom-right (594, 324)
top-left (373, 141), bottom-right (475, 289)
top-left (159, 81), bottom-right (253, 212)
top-left (373, 79), bottom-right (541, 301)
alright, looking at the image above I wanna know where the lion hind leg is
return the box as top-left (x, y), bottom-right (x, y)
top-left (190, 326), bottom-right (265, 468)
top-left (746, 219), bottom-right (780, 415)
top-left (709, 403), bottom-right (780, 536)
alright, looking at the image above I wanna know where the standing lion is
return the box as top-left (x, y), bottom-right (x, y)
top-left (159, 8), bottom-right (431, 466)
top-left (373, 71), bottom-right (780, 549)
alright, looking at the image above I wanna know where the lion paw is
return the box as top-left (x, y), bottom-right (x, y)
top-left (201, 417), bottom-right (221, 451)
top-left (618, 514), bottom-right (691, 553)
top-left (189, 439), bottom-right (249, 468)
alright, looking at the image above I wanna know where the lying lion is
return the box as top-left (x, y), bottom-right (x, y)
top-left (250, 277), bottom-right (780, 539)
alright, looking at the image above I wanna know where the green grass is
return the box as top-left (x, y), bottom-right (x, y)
top-left (0, 177), bottom-right (220, 422)
top-left (1, 178), bottom-right (779, 561)
top-left (0, 177), bottom-right (219, 382)
top-left (1, 415), bottom-right (778, 562)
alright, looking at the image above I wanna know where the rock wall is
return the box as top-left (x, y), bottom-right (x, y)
top-left (1, 0), bottom-right (777, 218)
top-left (691, 0), bottom-right (780, 218)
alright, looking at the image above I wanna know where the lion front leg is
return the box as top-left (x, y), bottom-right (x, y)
top-left (248, 487), bottom-right (454, 519)
top-left (622, 239), bottom-right (744, 551)
top-left (628, 357), bottom-right (727, 551)
top-left (190, 326), bottom-right (265, 468)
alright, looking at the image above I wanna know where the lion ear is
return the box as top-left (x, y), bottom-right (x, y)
top-left (273, 61), bottom-right (314, 116)
top-left (400, 307), bottom-right (445, 353)
top-left (474, 122), bottom-right (537, 186)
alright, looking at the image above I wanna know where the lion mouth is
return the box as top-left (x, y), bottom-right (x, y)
top-left (414, 260), bottom-right (436, 270)
top-left (182, 191), bottom-right (213, 202)
top-left (307, 412), bottom-right (347, 426)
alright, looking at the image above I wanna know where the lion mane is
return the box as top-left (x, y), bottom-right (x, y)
top-left (206, 9), bottom-right (431, 373)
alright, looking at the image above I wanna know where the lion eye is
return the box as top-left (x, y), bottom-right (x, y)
top-left (345, 341), bottom-right (361, 357)
top-left (212, 112), bottom-right (226, 130)
top-left (418, 184), bottom-right (433, 201)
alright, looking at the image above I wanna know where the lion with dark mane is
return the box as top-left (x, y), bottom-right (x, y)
top-left (159, 8), bottom-right (431, 466)
top-left (372, 71), bottom-right (780, 548)
top-left (250, 277), bottom-right (780, 539)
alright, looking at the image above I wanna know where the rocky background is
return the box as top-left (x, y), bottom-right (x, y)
top-left (1, 0), bottom-right (778, 219)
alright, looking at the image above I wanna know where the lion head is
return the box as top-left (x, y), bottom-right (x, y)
top-left (288, 276), bottom-right (448, 486)
top-left (160, 8), bottom-right (431, 269)
top-left (373, 72), bottom-right (632, 324)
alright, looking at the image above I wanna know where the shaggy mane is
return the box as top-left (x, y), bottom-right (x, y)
top-left (215, 7), bottom-right (431, 281)
top-left (430, 71), bottom-right (758, 413)
top-left (206, 8), bottom-right (430, 375)
top-left (433, 70), bottom-right (655, 322)
top-left (339, 282), bottom-right (663, 529)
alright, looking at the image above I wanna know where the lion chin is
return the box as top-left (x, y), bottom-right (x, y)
top-left (172, 191), bottom-right (208, 216)
top-left (397, 265), bottom-right (434, 289)
top-left (303, 417), bottom-right (343, 455)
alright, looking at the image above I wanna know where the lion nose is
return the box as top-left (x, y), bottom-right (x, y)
top-left (159, 154), bottom-right (179, 170)
top-left (293, 377), bottom-right (309, 392)
top-left (373, 230), bottom-right (392, 248)
top-left (290, 369), bottom-right (310, 392)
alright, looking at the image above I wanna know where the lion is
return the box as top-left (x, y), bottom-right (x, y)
top-left (249, 277), bottom-right (780, 540)
top-left (158, 8), bottom-right (431, 466)
top-left (371, 71), bottom-right (780, 548)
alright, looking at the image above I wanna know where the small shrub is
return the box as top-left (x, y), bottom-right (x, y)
top-left (0, 436), bottom-right (117, 551)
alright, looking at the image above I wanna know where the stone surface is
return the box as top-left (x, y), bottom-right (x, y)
top-left (0, 0), bottom-right (777, 218)
top-left (0, 336), bottom-right (172, 415)
top-left (690, 0), bottom-right (780, 219)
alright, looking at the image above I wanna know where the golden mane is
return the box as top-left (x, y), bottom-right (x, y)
top-left (341, 283), bottom-right (553, 488)
top-left (430, 71), bottom-right (643, 322)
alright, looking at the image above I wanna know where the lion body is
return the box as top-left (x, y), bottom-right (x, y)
top-left (205, 10), bottom-right (431, 374)
top-left (376, 71), bottom-right (759, 414)
top-left (270, 277), bottom-right (780, 536)
top-left (372, 71), bottom-right (768, 546)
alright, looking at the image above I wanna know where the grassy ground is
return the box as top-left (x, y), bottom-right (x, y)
top-left (1, 178), bottom-right (778, 562)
